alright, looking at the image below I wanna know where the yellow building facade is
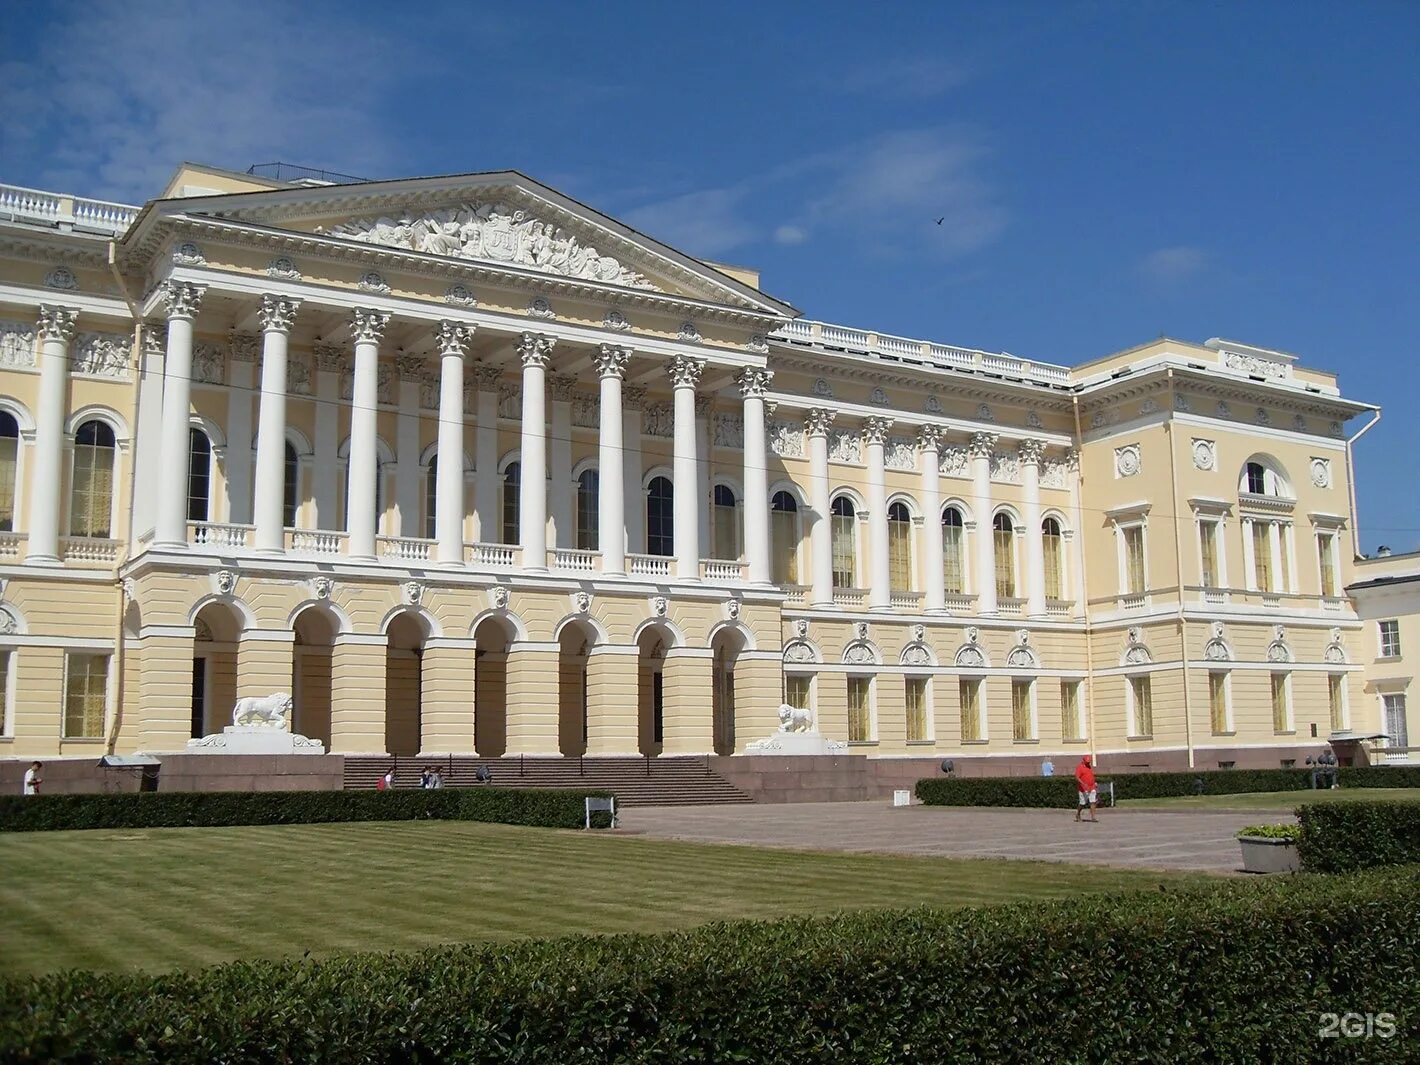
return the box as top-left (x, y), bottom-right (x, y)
top-left (0, 163), bottom-right (1381, 775)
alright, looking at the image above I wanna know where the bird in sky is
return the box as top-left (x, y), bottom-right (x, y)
top-left (934, 217), bottom-right (944, 225)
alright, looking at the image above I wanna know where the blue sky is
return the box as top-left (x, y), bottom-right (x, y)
top-left (3, 1), bottom-right (1416, 550)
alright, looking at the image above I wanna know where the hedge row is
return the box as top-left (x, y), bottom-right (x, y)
top-left (3, 868), bottom-right (1416, 1063)
top-left (916, 765), bottom-right (1420, 809)
top-left (1299, 801), bottom-right (1420, 873)
top-left (0, 787), bottom-right (614, 833)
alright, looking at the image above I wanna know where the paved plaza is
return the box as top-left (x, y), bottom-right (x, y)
top-left (620, 801), bottom-right (1278, 873)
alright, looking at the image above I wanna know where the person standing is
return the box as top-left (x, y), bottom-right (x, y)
top-left (419, 767), bottom-right (433, 790)
top-left (1074, 756), bottom-right (1099, 822)
top-left (377, 768), bottom-right (394, 791)
top-left (22, 761), bottom-right (42, 796)
top-left (1041, 758), bottom-right (1055, 777)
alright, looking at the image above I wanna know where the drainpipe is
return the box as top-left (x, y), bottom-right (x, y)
top-left (1164, 369), bottom-right (1195, 768)
top-left (1069, 396), bottom-right (1098, 763)
top-left (1345, 409), bottom-right (1381, 556)
top-left (104, 240), bottom-right (140, 755)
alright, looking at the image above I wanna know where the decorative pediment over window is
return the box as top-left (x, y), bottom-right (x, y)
top-left (900, 623), bottom-right (936, 667)
top-left (322, 203), bottom-right (661, 290)
top-left (954, 625), bottom-right (990, 668)
top-left (1266, 624), bottom-right (1292, 664)
top-left (842, 621), bottom-right (881, 666)
top-left (1323, 627), bottom-right (1347, 664)
top-left (783, 617), bottom-right (819, 664)
top-left (1006, 629), bottom-right (1038, 669)
top-left (1203, 620), bottom-right (1233, 662)
top-left (1121, 626), bottom-right (1153, 666)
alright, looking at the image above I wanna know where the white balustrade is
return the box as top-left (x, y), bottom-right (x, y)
top-left (930, 344), bottom-right (978, 370)
top-left (777, 320), bottom-right (814, 343)
top-left (0, 533), bottom-right (25, 561)
top-left (701, 558), bottom-right (745, 583)
top-left (941, 592), bottom-right (977, 614)
top-left (0, 183), bottom-right (138, 233)
top-left (1322, 596), bottom-right (1345, 612)
top-left (833, 587), bottom-right (868, 609)
top-left (1261, 593), bottom-right (1282, 609)
top-left (998, 597), bottom-right (1027, 617)
top-left (1202, 588), bottom-right (1228, 607)
top-left (467, 542), bottom-right (518, 568)
top-left (1045, 600), bottom-right (1071, 619)
top-left (783, 584), bottom-right (808, 605)
top-left (189, 522), bottom-right (252, 550)
top-left (878, 334), bottom-right (923, 359)
top-left (60, 537), bottom-right (121, 563)
top-left (551, 548), bottom-right (598, 574)
top-left (889, 590), bottom-right (924, 612)
top-left (378, 535), bottom-right (433, 562)
top-left (821, 324), bottom-right (871, 349)
top-left (628, 553), bottom-right (672, 578)
top-left (289, 530), bottom-right (346, 556)
top-left (1120, 593), bottom-right (1149, 612)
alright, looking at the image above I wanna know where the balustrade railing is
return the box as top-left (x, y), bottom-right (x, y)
top-left (997, 597), bottom-right (1027, 617)
top-left (1045, 599), bottom-right (1071, 619)
top-left (189, 522), bottom-right (252, 550)
top-left (833, 587), bottom-right (868, 609)
top-left (1119, 593), bottom-right (1149, 612)
top-left (378, 535), bottom-right (433, 562)
top-left (701, 558), bottom-right (745, 583)
top-left (889, 590), bottom-right (924, 611)
top-left (60, 537), bottom-right (121, 564)
top-left (941, 592), bottom-right (976, 613)
top-left (0, 183), bottom-right (138, 233)
top-left (551, 548), bottom-right (598, 574)
top-left (628, 553), bottom-right (672, 578)
top-left (289, 529), bottom-right (345, 556)
top-left (467, 542), bottom-right (517, 568)
top-left (783, 584), bottom-right (809, 605)
top-left (0, 533), bottom-right (25, 561)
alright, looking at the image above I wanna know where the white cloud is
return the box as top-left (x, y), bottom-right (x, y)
top-left (622, 187), bottom-right (760, 258)
top-left (1139, 245), bottom-right (1209, 283)
top-left (773, 224), bottom-right (808, 246)
top-left (836, 58), bottom-right (972, 100)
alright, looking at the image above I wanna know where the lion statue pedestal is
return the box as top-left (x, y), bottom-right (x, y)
top-left (185, 692), bottom-right (326, 755)
top-left (744, 704), bottom-right (849, 756)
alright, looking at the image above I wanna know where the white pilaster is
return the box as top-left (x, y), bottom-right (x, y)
top-left (27, 305), bottom-right (78, 565)
top-left (252, 295), bottom-right (300, 554)
top-left (435, 321), bottom-right (471, 565)
top-left (623, 386), bottom-right (646, 554)
top-left (153, 282), bottom-right (206, 549)
top-left (739, 368), bottom-right (773, 586)
top-left (669, 355), bottom-right (705, 581)
top-left (595, 345), bottom-right (629, 576)
top-left (918, 425), bottom-right (943, 612)
top-left (806, 408), bottom-right (836, 607)
top-left (970, 431), bottom-right (998, 615)
top-left (225, 334), bottom-right (259, 524)
top-left (1268, 521), bottom-right (1283, 594)
top-left (1242, 517), bottom-right (1257, 591)
top-left (311, 344), bottom-right (343, 529)
top-left (549, 374), bottom-right (574, 550)
top-left (471, 363), bottom-right (501, 544)
top-left (517, 331), bottom-right (553, 572)
top-left (345, 308), bottom-right (388, 561)
top-left (130, 326), bottom-right (165, 538)
top-left (394, 355), bottom-right (423, 537)
top-left (864, 417), bottom-right (893, 610)
top-left (1020, 439), bottom-right (1047, 617)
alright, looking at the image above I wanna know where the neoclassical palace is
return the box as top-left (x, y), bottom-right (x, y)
top-left (0, 163), bottom-right (1383, 771)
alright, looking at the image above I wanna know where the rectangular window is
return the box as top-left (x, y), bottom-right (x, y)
top-left (1123, 526), bottom-right (1146, 595)
top-left (905, 677), bottom-right (928, 742)
top-left (1382, 694), bottom-right (1409, 749)
top-left (1129, 675), bottom-right (1153, 737)
top-left (712, 496), bottom-right (739, 561)
top-left (1011, 679), bottom-right (1034, 741)
top-left (1061, 681), bottom-right (1082, 740)
top-left (63, 653), bottom-right (109, 739)
top-left (771, 509), bottom-right (798, 584)
top-left (831, 514), bottom-right (856, 589)
top-left (994, 525), bottom-right (1016, 599)
top-left (888, 519), bottom-right (913, 593)
top-left (1252, 522), bottom-right (1273, 591)
top-left (1318, 533), bottom-right (1337, 598)
top-left (1042, 529), bottom-right (1064, 601)
top-left (1328, 674), bottom-right (1346, 733)
top-left (847, 677), bottom-right (871, 743)
top-left (1379, 620), bottom-right (1401, 659)
top-left (785, 675), bottom-right (811, 710)
top-left (652, 671), bottom-right (664, 744)
top-left (1209, 672), bottom-right (1229, 735)
top-left (1199, 521), bottom-right (1219, 588)
top-left (1271, 672), bottom-right (1292, 732)
top-left (959, 678), bottom-right (981, 742)
top-left (0, 433), bottom-right (16, 532)
top-left (942, 522), bottom-right (964, 595)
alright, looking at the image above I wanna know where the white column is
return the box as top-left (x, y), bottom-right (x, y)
top-left (970, 431), bottom-right (998, 614)
top-left (696, 396), bottom-right (712, 559)
top-left (345, 308), bottom-right (388, 560)
top-left (1267, 521), bottom-right (1283, 594)
top-left (1020, 439), bottom-right (1047, 617)
top-left (669, 355), bottom-right (705, 581)
top-left (27, 305), bottom-right (79, 565)
top-left (623, 386), bottom-right (646, 554)
top-left (130, 327), bottom-right (165, 537)
top-left (1065, 448), bottom-right (1085, 609)
top-left (311, 344), bottom-right (343, 529)
top-left (252, 295), bottom-right (300, 554)
top-left (470, 363), bottom-right (501, 544)
top-left (595, 345), bottom-right (629, 576)
top-left (435, 321), bottom-right (471, 565)
top-left (153, 282), bottom-right (206, 549)
top-left (918, 426), bottom-right (944, 612)
top-left (806, 408), bottom-right (836, 607)
top-left (225, 334), bottom-right (259, 524)
top-left (739, 368), bottom-right (773, 585)
top-left (517, 331), bottom-right (553, 572)
top-left (863, 417), bottom-right (893, 610)
top-left (548, 373), bottom-right (575, 551)
top-left (1283, 521), bottom-right (1299, 593)
top-left (394, 355), bottom-right (423, 537)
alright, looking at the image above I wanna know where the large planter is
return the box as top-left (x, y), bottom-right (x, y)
top-left (1238, 835), bottom-right (1300, 874)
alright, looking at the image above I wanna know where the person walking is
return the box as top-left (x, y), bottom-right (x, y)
top-left (1074, 756), bottom-right (1098, 822)
top-left (419, 767), bottom-right (433, 790)
top-left (377, 768), bottom-right (394, 791)
top-left (22, 761), bottom-right (42, 796)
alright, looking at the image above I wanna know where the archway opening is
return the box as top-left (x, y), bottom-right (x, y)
top-left (473, 615), bottom-right (514, 757)
top-left (192, 602), bottom-right (242, 739)
top-left (558, 621), bottom-right (597, 757)
top-left (385, 612), bottom-right (427, 756)
top-left (636, 626), bottom-right (670, 755)
top-left (291, 606), bottom-right (336, 745)
top-left (710, 626), bottom-right (747, 756)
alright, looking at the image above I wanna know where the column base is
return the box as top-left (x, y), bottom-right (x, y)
top-left (253, 546), bottom-right (286, 557)
top-left (150, 539), bottom-right (189, 551)
top-left (437, 559), bottom-right (466, 569)
top-left (347, 554), bottom-right (377, 563)
top-left (23, 554), bottom-right (62, 568)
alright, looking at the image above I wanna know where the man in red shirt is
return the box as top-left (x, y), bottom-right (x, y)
top-left (1074, 756), bottom-right (1099, 822)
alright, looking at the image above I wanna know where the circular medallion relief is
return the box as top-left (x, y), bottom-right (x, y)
top-left (1192, 439), bottom-right (1216, 471)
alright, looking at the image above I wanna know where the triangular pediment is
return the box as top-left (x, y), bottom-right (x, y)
top-left (140, 170), bottom-right (795, 316)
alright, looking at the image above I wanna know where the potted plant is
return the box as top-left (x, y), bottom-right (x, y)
top-left (1236, 823), bottom-right (1301, 874)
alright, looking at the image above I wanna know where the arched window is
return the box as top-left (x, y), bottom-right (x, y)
top-left (283, 442), bottom-right (299, 527)
top-left (501, 462), bottom-right (521, 545)
top-left (1240, 457), bottom-right (1292, 591)
top-left (424, 456), bottom-right (438, 539)
top-left (770, 491), bottom-right (800, 585)
top-left (577, 468), bottom-right (599, 550)
top-left (712, 484), bottom-right (738, 560)
top-left (942, 506), bottom-right (965, 595)
top-left (0, 412), bottom-right (19, 532)
top-left (647, 476), bottom-right (674, 556)
top-left (187, 427), bottom-right (212, 523)
top-left (1042, 517), bottom-right (1064, 600)
top-left (831, 496), bottom-right (856, 589)
top-left (1240, 458), bottom-right (1291, 498)
top-left (888, 501), bottom-right (913, 592)
top-left (993, 513), bottom-right (1016, 599)
top-left (70, 420), bottom-right (116, 537)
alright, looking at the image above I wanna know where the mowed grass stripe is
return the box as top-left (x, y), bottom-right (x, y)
top-left (0, 820), bottom-right (1192, 976)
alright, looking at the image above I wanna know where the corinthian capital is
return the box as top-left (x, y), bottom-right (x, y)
top-left (37, 305), bottom-right (79, 342)
top-left (968, 431), bottom-right (999, 459)
top-left (350, 308), bottom-right (390, 344)
top-left (594, 344), bottom-right (631, 380)
top-left (736, 367), bottom-right (774, 399)
top-left (917, 424), bottom-right (942, 453)
top-left (804, 407), bottom-right (837, 436)
top-left (1017, 438), bottom-right (1046, 466)
top-left (516, 331), bottom-right (555, 367)
top-left (862, 416), bottom-right (893, 446)
top-left (667, 354), bottom-right (705, 389)
top-left (258, 294), bottom-right (301, 333)
top-left (162, 280), bottom-right (206, 320)
top-left (436, 320), bottom-right (472, 358)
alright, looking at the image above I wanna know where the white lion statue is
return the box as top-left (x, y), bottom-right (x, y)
top-left (777, 703), bottom-right (814, 734)
top-left (232, 692), bottom-right (294, 730)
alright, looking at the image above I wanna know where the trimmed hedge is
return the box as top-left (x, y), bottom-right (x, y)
top-left (0, 787), bottom-right (614, 833)
top-left (917, 765), bottom-right (1420, 809)
top-left (2, 868), bottom-right (1416, 1063)
top-left (1299, 801), bottom-right (1420, 873)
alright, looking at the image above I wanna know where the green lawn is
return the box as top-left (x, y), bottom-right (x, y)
top-left (1119, 787), bottom-right (1420, 811)
top-left (0, 821), bottom-right (1195, 976)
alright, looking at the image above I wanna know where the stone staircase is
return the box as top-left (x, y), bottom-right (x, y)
top-left (342, 754), bottom-right (754, 807)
